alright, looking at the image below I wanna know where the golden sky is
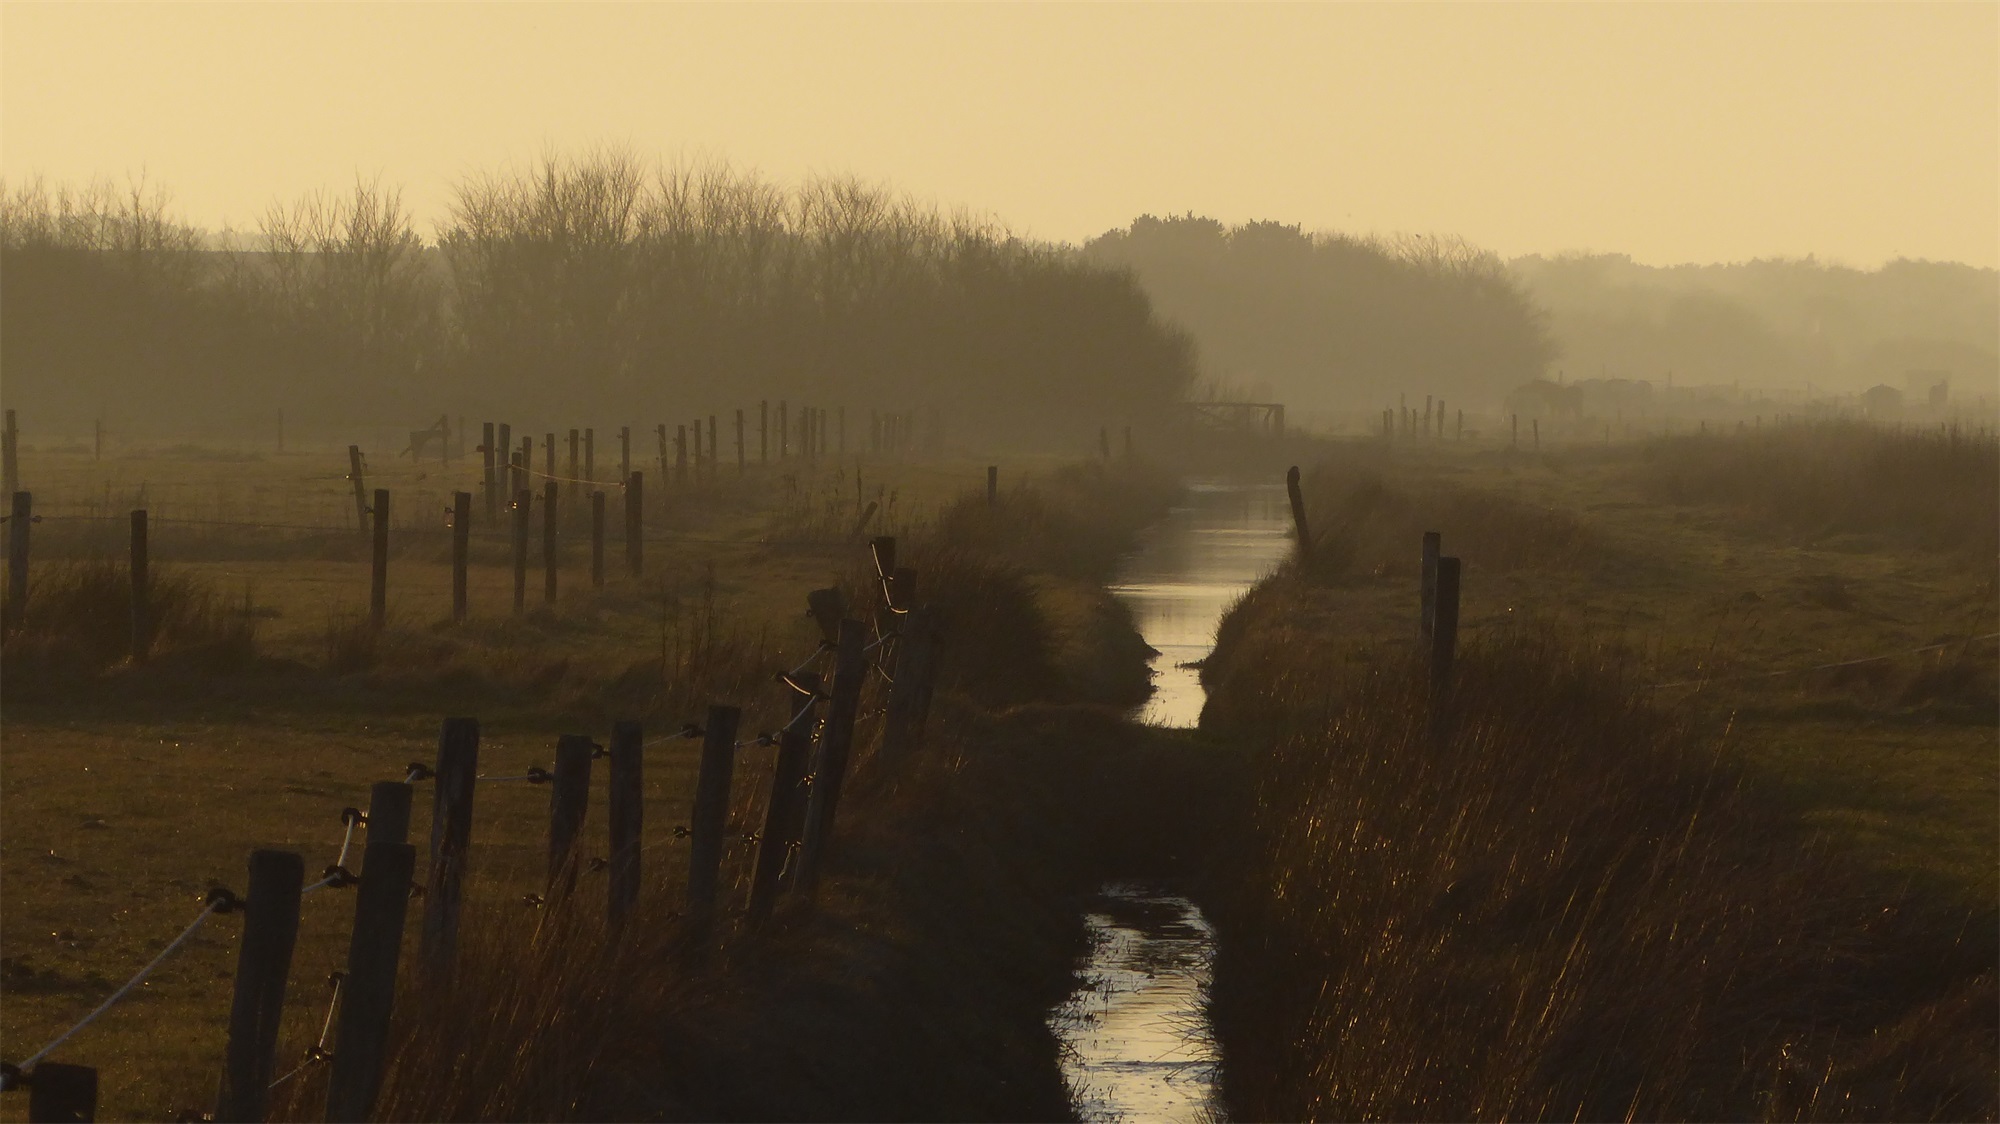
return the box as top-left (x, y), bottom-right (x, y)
top-left (3, 2), bottom-right (1994, 267)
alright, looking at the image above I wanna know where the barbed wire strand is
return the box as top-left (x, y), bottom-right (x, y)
top-left (1650, 630), bottom-right (2000, 690)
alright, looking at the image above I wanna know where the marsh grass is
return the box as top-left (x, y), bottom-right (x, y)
top-left (1, 558), bottom-right (258, 684)
top-left (1636, 418), bottom-right (2000, 557)
top-left (1205, 619), bottom-right (1996, 1122)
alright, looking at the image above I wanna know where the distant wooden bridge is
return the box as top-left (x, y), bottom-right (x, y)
top-left (1182, 401), bottom-right (1285, 437)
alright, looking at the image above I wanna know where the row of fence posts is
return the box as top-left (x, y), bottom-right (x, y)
top-left (3, 534), bottom-right (941, 1123)
top-left (1380, 394), bottom-right (1464, 442)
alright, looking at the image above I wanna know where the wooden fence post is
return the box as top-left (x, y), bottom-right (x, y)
top-left (547, 735), bottom-right (593, 900)
top-left (511, 488), bottom-right (530, 614)
top-left (584, 427), bottom-right (595, 490)
top-left (656, 424), bottom-right (669, 486)
top-left (759, 400), bottom-right (768, 463)
top-left (451, 491), bottom-right (470, 623)
top-left (348, 446), bottom-right (368, 536)
top-left (2, 408), bottom-right (17, 497)
top-left (542, 481), bottom-right (559, 605)
top-left (707, 416), bottom-right (718, 479)
top-left (838, 406), bottom-right (846, 454)
top-left (1533, 419), bottom-right (1540, 450)
top-left (619, 426), bottom-right (631, 483)
top-left (750, 680), bottom-right (818, 920)
top-left (544, 432), bottom-right (555, 486)
top-left (369, 489), bottom-right (389, 629)
top-left (607, 721), bottom-right (643, 925)
top-left (624, 473), bottom-right (643, 577)
top-left (686, 704), bottom-right (742, 915)
top-left (497, 422), bottom-right (512, 499)
top-left (676, 424), bottom-right (687, 484)
top-left (590, 491), bottom-right (606, 589)
top-left (214, 849), bottom-right (303, 1123)
top-left (519, 436), bottom-right (532, 496)
top-left (1286, 466), bottom-right (1312, 567)
top-left (778, 401), bottom-right (788, 459)
top-left (25, 1062), bottom-right (95, 1123)
top-left (1420, 531), bottom-right (1440, 643)
top-left (7, 491), bottom-right (29, 629)
top-left (880, 606), bottom-right (937, 765)
top-left (323, 826), bottom-right (415, 1124)
top-left (129, 510), bottom-right (150, 662)
top-left (482, 422), bottom-right (497, 523)
top-left (365, 779), bottom-right (413, 846)
top-left (567, 429), bottom-right (580, 503)
top-left (689, 418), bottom-right (702, 481)
top-left (794, 620), bottom-right (867, 897)
top-left (421, 718), bottom-right (478, 975)
top-left (735, 409), bottom-right (746, 475)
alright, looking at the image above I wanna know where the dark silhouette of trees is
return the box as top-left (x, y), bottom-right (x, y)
top-left (1083, 216), bottom-right (1556, 416)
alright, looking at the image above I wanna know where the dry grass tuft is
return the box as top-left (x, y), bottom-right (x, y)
top-left (1202, 603), bottom-right (1997, 1122)
top-left (2, 559), bottom-right (257, 688)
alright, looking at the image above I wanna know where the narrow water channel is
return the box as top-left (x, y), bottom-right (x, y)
top-left (1050, 482), bottom-right (1295, 1123)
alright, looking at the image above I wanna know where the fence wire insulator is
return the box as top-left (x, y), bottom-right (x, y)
top-left (589, 742), bottom-right (607, 760)
top-left (408, 881), bottom-right (426, 899)
top-left (755, 732), bottom-right (777, 747)
top-left (585, 857), bottom-right (608, 873)
top-left (526, 766), bottom-right (552, 784)
top-left (339, 807), bottom-right (366, 828)
top-left (742, 832), bottom-right (761, 845)
top-left (205, 886), bottom-right (244, 914)
top-left (671, 825), bottom-right (691, 839)
top-left (679, 723), bottom-right (703, 739)
top-left (405, 763), bottom-right (435, 783)
top-left (0, 1061), bottom-right (22, 1092)
top-left (798, 772), bottom-right (814, 790)
top-left (319, 865), bottom-right (358, 889)
top-left (523, 894), bottom-right (545, 908)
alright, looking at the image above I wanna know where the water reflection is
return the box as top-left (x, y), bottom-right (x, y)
top-left (1051, 885), bottom-right (1222, 1124)
top-left (1110, 482), bottom-right (1296, 727)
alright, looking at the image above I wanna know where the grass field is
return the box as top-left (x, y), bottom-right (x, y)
top-left (0, 440), bottom-right (1109, 1120)
top-left (1199, 420), bottom-right (1997, 1121)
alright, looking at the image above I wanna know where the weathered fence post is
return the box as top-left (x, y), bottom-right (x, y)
top-left (778, 401), bottom-right (788, 459)
top-left (583, 427), bottom-right (595, 490)
top-left (689, 418), bottom-right (702, 481)
top-left (986, 466), bottom-right (997, 506)
top-left (750, 679), bottom-right (819, 920)
top-left (542, 480), bottom-right (559, 605)
top-left (567, 429), bottom-right (580, 503)
top-left (1533, 418), bottom-right (1540, 450)
top-left (129, 510), bottom-right (151, 662)
top-left (676, 424), bottom-right (687, 484)
top-left (838, 405), bottom-right (846, 454)
top-left (1420, 531), bottom-right (1440, 643)
top-left (451, 491), bottom-right (471, 623)
top-left (369, 489), bottom-right (389, 629)
top-left (794, 620), bottom-right (867, 897)
top-left (656, 423), bottom-right (669, 485)
top-left (547, 735), bottom-right (593, 900)
top-left (607, 721), bottom-right (643, 925)
top-left (324, 783), bottom-right (416, 1124)
top-left (686, 704), bottom-right (742, 915)
top-left (519, 436), bottom-right (533, 496)
top-left (624, 472), bottom-right (643, 577)
top-left (880, 606), bottom-right (938, 764)
top-left (214, 849), bottom-right (303, 1123)
top-left (482, 422), bottom-right (497, 523)
top-left (590, 491), bottom-right (606, 589)
top-left (544, 432), bottom-right (555, 485)
top-left (1286, 466), bottom-right (1312, 566)
top-left (25, 1062), bottom-right (95, 1123)
top-left (619, 426), bottom-right (631, 483)
top-left (7, 491), bottom-right (29, 629)
top-left (1, 408), bottom-right (17, 497)
top-left (735, 409), bottom-right (746, 474)
top-left (511, 488), bottom-right (530, 614)
top-left (497, 422), bottom-right (512, 498)
top-left (422, 718), bottom-right (479, 975)
top-left (347, 446), bottom-right (368, 536)
top-left (708, 416), bottom-right (718, 479)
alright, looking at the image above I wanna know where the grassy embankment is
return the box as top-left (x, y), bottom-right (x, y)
top-left (2, 441), bottom-right (1177, 1120)
top-left (1198, 419), bottom-right (1997, 1121)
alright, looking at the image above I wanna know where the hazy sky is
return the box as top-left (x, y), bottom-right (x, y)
top-left (3, 3), bottom-right (1994, 268)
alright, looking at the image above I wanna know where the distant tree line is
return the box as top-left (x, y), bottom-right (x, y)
top-left (0, 155), bottom-right (1197, 446)
top-left (1082, 215), bottom-right (1557, 420)
top-left (1509, 253), bottom-right (1999, 397)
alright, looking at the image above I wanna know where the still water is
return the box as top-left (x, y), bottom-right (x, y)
top-left (1051, 482), bottom-right (1295, 1123)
